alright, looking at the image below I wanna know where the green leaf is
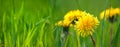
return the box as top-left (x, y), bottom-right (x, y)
top-left (113, 23), bottom-right (120, 47)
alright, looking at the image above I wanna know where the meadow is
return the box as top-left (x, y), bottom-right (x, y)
top-left (0, 0), bottom-right (120, 47)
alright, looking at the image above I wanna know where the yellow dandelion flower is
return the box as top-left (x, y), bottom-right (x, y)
top-left (63, 10), bottom-right (83, 25)
top-left (75, 14), bottom-right (100, 37)
top-left (100, 7), bottom-right (120, 19)
top-left (64, 10), bottom-right (82, 20)
top-left (56, 10), bottom-right (83, 27)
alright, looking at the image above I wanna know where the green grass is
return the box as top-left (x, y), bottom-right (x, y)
top-left (0, 0), bottom-right (120, 47)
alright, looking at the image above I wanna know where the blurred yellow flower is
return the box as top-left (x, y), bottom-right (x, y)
top-left (75, 13), bottom-right (100, 37)
top-left (100, 7), bottom-right (120, 19)
top-left (64, 10), bottom-right (82, 20)
top-left (56, 10), bottom-right (83, 27)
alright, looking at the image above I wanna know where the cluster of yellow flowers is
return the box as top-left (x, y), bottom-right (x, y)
top-left (56, 10), bottom-right (100, 37)
top-left (100, 7), bottom-right (120, 19)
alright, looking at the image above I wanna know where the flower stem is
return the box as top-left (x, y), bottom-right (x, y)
top-left (110, 23), bottom-right (113, 47)
top-left (61, 27), bottom-right (69, 47)
top-left (90, 35), bottom-right (96, 47)
top-left (76, 35), bottom-right (80, 47)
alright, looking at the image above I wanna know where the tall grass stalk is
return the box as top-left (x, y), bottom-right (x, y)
top-left (101, 0), bottom-right (109, 46)
top-left (76, 35), bottom-right (80, 47)
top-left (110, 23), bottom-right (113, 47)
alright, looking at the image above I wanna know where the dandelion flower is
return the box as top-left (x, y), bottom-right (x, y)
top-left (100, 7), bottom-right (120, 20)
top-left (75, 13), bottom-right (100, 37)
top-left (56, 10), bottom-right (83, 27)
top-left (64, 10), bottom-right (82, 20)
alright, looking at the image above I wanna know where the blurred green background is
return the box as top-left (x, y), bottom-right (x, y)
top-left (0, 0), bottom-right (120, 47)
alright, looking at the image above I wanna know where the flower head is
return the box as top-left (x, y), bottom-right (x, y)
top-left (100, 7), bottom-right (120, 19)
top-left (56, 10), bottom-right (82, 27)
top-left (64, 10), bottom-right (82, 20)
top-left (75, 13), bottom-right (100, 37)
